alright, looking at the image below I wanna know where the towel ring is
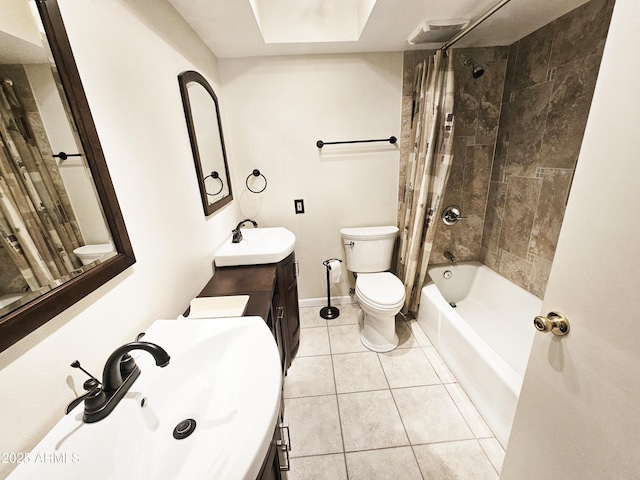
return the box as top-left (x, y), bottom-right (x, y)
top-left (204, 171), bottom-right (224, 196)
top-left (246, 169), bottom-right (267, 193)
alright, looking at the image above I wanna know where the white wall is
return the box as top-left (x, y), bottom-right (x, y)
top-left (218, 53), bottom-right (402, 301)
top-left (0, 1), bottom-right (240, 477)
top-left (0, 0), bottom-right (40, 46)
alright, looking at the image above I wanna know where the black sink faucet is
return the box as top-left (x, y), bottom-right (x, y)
top-left (70, 341), bottom-right (170, 423)
top-left (232, 218), bottom-right (258, 243)
top-left (102, 341), bottom-right (170, 392)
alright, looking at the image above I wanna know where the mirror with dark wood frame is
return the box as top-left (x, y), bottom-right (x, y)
top-left (0, 0), bottom-right (135, 352)
top-left (178, 70), bottom-right (233, 217)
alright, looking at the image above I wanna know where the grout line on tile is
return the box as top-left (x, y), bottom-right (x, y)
top-left (444, 383), bottom-right (494, 441)
top-left (479, 437), bottom-right (505, 476)
top-left (330, 354), bottom-right (347, 458)
top-left (375, 351), bottom-right (392, 391)
top-left (449, 383), bottom-right (496, 437)
top-left (387, 386), bottom-right (414, 452)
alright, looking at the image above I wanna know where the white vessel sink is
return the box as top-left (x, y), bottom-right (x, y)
top-left (8, 317), bottom-right (282, 480)
top-left (214, 227), bottom-right (295, 267)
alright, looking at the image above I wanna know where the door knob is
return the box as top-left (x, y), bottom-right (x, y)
top-left (534, 311), bottom-right (570, 336)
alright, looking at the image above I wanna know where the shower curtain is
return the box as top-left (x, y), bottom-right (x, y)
top-left (0, 76), bottom-right (83, 292)
top-left (396, 50), bottom-right (455, 313)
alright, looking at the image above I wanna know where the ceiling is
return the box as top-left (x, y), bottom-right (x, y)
top-left (167, 0), bottom-right (590, 59)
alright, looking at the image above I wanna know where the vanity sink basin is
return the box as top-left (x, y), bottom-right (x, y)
top-left (9, 316), bottom-right (282, 480)
top-left (214, 227), bottom-right (295, 267)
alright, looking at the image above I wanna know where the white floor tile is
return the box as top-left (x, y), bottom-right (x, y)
top-left (300, 307), bottom-right (328, 328)
top-left (284, 307), bottom-right (504, 478)
top-left (328, 324), bottom-right (369, 354)
top-left (396, 317), bottom-right (419, 349)
top-left (332, 352), bottom-right (388, 393)
top-left (412, 440), bottom-right (500, 480)
top-left (284, 395), bottom-right (343, 457)
top-left (422, 345), bottom-right (457, 383)
top-left (338, 390), bottom-right (409, 451)
top-left (445, 383), bottom-right (493, 438)
top-left (284, 355), bottom-right (335, 398)
top-left (404, 317), bottom-right (433, 346)
top-left (479, 437), bottom-right (505, 474)
top-left (345, 447), bottom-right (423, 480)
top-left (288, 453), bottom-right (347, 480)
top-left (297, 326), bottom-right (331, 357)
top-left (325, 303), bottom-right (360, 325)
top-left (392, 385), bottom-right (474, 444)
top-left (378, 347), bottom-right (441, 389)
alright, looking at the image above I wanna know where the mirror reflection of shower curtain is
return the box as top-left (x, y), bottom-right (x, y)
top-left (0, 77), bottom-right (83, 293)
top-left (396, 50), bottom-right (455, 313)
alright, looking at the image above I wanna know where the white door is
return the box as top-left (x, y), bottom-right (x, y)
top-left (501, 2), bottom-right (640, 479)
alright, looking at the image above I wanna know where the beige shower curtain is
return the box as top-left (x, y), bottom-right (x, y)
top-left (0, 77), bottom-right (83, 292)
top-left (396, 50), bottom-right (456, 313)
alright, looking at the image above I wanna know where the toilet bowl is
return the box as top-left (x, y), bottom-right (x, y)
top-left (73, 243), bottom-right (114, 266)
top-left (340, 226), bottom-right (406, 353)
top-left (355, 272), bottom-right (405, 352)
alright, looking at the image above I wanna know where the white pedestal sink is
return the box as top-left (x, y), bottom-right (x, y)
top-left (8, 317), bottom-right (282, 480)
top-left (214, 227), bottom-right (295, 267)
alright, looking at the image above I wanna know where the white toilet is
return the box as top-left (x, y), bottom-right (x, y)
top-left (340, 226), bottom-right (406, 352)
top-left (73, 243), bottom-right (114, 266)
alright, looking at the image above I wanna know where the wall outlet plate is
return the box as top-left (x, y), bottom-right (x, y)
top-left (294, 199), bottom-right (305, 214)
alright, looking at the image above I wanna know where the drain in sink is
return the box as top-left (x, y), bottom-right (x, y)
top-left (173, 418), bottom-right (197, 439)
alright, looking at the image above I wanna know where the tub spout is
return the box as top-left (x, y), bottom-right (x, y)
top-left (444, 251), bottom-right (456, 263)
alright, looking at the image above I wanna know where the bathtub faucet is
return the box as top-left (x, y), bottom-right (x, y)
top-left (444, 251), bottom-right (456, 263)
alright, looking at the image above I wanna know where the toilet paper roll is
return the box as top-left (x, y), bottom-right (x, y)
top-left (328, 260), bottom-right (342, 284)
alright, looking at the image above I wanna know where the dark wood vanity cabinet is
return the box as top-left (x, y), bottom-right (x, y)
top-left (274, 252), bottom-right (300, 372)
top-left (190, 252), bottom-right (300, 375)
top-left (257, 419), bottom-right (290, 479)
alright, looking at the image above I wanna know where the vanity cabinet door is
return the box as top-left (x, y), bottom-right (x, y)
top-left (270, 301), bottom-right (286, 375)
top-left (257, 415), bottom-right (290, 480)
top-left (276, 252), bottom-right (300, 372)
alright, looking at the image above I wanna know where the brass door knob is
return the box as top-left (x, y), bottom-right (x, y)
top-left (534, 311), bottom-right (570, 336)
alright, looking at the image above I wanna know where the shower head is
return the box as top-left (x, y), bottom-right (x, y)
top-left (463, 58), bottom-right (484, 78)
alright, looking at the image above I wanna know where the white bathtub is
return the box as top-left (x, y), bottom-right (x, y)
top-left (417, 261), bottom-right (542, 447)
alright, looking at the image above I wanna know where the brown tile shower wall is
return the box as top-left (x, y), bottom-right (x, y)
top-left (400, 0), bottom-right (613, 300)
top-left (481, 0), bottom-right (614, 298)
top-left (432, 47), bottom-right (509, 264)
top-left (400, 48), bottom-right (509, 265)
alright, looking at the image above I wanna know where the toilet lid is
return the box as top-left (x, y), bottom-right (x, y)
top-left (356, 273), bottom-right (405, 307)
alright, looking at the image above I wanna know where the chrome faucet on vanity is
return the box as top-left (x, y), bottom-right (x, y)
top-left (444, 251), bottom-right (456, 263)
top-left (231, 218), bottom-right (258, 243)
top-left (66, 341), bottom-right (170, 423)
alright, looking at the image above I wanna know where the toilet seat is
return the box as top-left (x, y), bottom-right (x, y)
top-left (356, 272), bottom-right (405, 311)
top-left (74, 244), bottom-right (113, 256)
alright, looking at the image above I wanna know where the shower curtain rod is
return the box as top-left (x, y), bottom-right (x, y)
top-left (441, 0), bottom-right (513, 51)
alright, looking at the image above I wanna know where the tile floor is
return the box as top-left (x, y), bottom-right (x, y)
top-left (282, 304), bottom-right (505, 480)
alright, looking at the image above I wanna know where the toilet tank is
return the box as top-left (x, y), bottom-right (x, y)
top-left (340, 226), bottom-right (399, 273)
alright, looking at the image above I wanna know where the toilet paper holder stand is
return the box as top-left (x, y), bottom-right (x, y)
top-left (320, 258), bottom-right (342, 320)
